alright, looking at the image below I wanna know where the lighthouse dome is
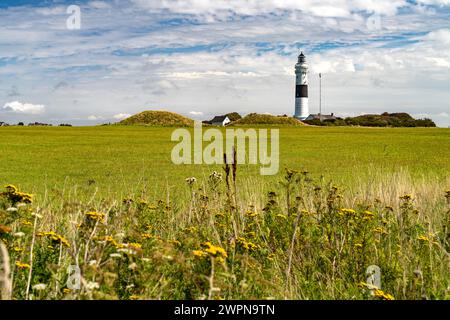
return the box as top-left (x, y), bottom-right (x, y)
top-left (298, 52), bottom-right (306, 64)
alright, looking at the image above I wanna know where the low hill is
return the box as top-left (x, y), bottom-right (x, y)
top-left (305, 112), bottom-right (436, 127)
top-left (119, 111), bottom-right (194, 127)
top-left (345, 112), bottom-right (436, 127)
top-left (231, 113), bottom-right (306, 126)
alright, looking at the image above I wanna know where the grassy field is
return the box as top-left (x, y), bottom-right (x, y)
top-left (0, 126), bottom-right (449, 196)
top-left (0, 125), bottom-right (449, 300)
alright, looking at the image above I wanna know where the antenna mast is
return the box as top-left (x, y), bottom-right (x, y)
top-left (319, 73), bottom-right (322, 122)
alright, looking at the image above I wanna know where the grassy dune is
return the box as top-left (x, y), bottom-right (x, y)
top-left (0, 126), bottom-right (449, 300)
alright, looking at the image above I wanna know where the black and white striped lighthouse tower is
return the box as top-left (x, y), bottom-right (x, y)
top-left (294, 52), bottom-right (309, 120)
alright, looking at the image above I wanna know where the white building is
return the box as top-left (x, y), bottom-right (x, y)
top-left (210, 115), bottom-right (231, 126)
top-left (294, 52), bottom-right (309, 120)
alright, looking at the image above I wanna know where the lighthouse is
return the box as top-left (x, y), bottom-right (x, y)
top-left (294, 52), bottom-right (309, 120)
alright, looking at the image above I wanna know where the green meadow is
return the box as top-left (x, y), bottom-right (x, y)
top-left (0, 125), bottom-right (449, 300)
top-left (0, 126), bottom-right (449, 196)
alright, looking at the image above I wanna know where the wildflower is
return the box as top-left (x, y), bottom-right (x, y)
top-left (141, 233), bottom-right (154, 239)
top-left (417, 235), bottom-right (430, 242)
top-left (15, 261), bottom-right (31, 270)
top-left (186, 177), bottom-right (197, 186)
top-left (21, 220), bottom-right (33, 226)
top-left (32, 284), bottom-right (47, 291)
top-left (373, 227), bottom-right (388, 235)
top-left (363, 211), bottom-right (375, 220)
top-left (1, 185), bottom-right (33, 204)
top-left (399, 194), bottom-right (413, 201)
top-left (246, 210), bottom-right (258, 218)
top-left (13, 232), bottom-right (25, 238)
top-left (236, 237), bottom-right (259, 251)
top-left (192, 250), bottom-right (208, 258)
top-left (127, 243), bottom-right (142, 251)
top-left (122, 198), bottom-right (134, 205)
top-left (110, 253), bottom-right (122, 259)
top-left (0, 224), bottom-right (12, 234)
top-left (63, 288), bottom-right (72, 294)
top-left (6, 207), bottom-right (18, 212)
top-left (339, 208), bottom-right (356, 217)
top-left (202, 242), bottom-right (228, 259)
top-left (128, 263), bottom-right (138, 270)
top-left (374, 289), bottom-right (395, 300)
top-left (209, 171), bottom-right (223, 183)
top-left (169, 239), bottom-right (181, 247)
top-left (184, 226), bottom-right (197, 234)
top-left (354, 243), bottom-right (363, 249)
top-left (86, 282), bottom-right (100, 291)
top-left (85, 211), bottom-right (106, 223)
top-left (37, 231), bottom-right (70, 248)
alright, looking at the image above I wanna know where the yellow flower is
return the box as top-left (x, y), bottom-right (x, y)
top-left (246, 210), bottom-right (258, 218)
top-left (373, 227), bottom-right (388, 235)
top-left (202, 242), bottom-right (228, 258)
top-left (192, 250), bottom-right (208, 258)
top-left (267, 253), bottom-right (276, 261)
top-left (354, 243), bottom-right (363, 249)
top-left (363, 211), bottom-right (375, 220)
top-left (184, 226), bottom-right (197, 234)
top-left (169, 239), bottom-right (181, 247)
top-left (127, 243), bottom-right (142, 251)
top-left (400, 194), bottom-right (413, 201)
top-left (2, 185), bottom-right (33, 204)
top-left (37, 231), bottom-right (70, 248)
top-left (85, 211), bottom-right (106, 223)
top-left (417, 235), bottom-right (430, 242)
top-left (15, 261), bottom-right (31, 270)
top-left (236, 237), bottom-right (259, 251)
top-left (339, 208), bottom-right (356, 217)
top-left (374, 289), bottom-right (395, 300)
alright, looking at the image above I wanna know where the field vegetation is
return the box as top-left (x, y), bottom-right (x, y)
top-left (0, 125), bottom-right (449, 300)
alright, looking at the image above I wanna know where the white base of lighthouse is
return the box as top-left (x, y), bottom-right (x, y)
top-left (294, 97), bottom-right (309, 120)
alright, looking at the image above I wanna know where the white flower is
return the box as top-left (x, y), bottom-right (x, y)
top-left (32, 284), bottom-right (47, 291)
top-left (109, 253), bottom-right (122, 259)
top-left (86, 281), bottom-right (99, 291)
top-left (14, 232), bottom-right (25, 238)
top-left (31, 212), bottom-right (43, 219)
top-left (185, 177), bottom-right (197, 185)
top-left (6, 207), bottom-right (18, 212)
top-left (128, 263), bottom-right (137, 270)
top-left (117, 248), bottom-right (134, 255)
top-left (88, 260), bottom-right (97, 266)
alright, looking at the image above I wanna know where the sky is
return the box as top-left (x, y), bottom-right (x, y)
top-left (0, 0), bottom-right (449, 126)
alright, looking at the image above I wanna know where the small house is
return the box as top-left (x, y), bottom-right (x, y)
top-left (210, 115), bottom-right (231, 127)
top-left (305, 113), bottom-right (336, 121)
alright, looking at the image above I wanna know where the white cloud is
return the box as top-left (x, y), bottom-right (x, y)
top-left (189, 111), bottom-right (204, 116)
top-left (1, 101), bottom-right (45, 114)
top-left (438, 112), bottom-right (449, 117)
top-left (113, 113), bottom-right (131, 120)
top-left (88, 115), bottom-right (104, 121)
